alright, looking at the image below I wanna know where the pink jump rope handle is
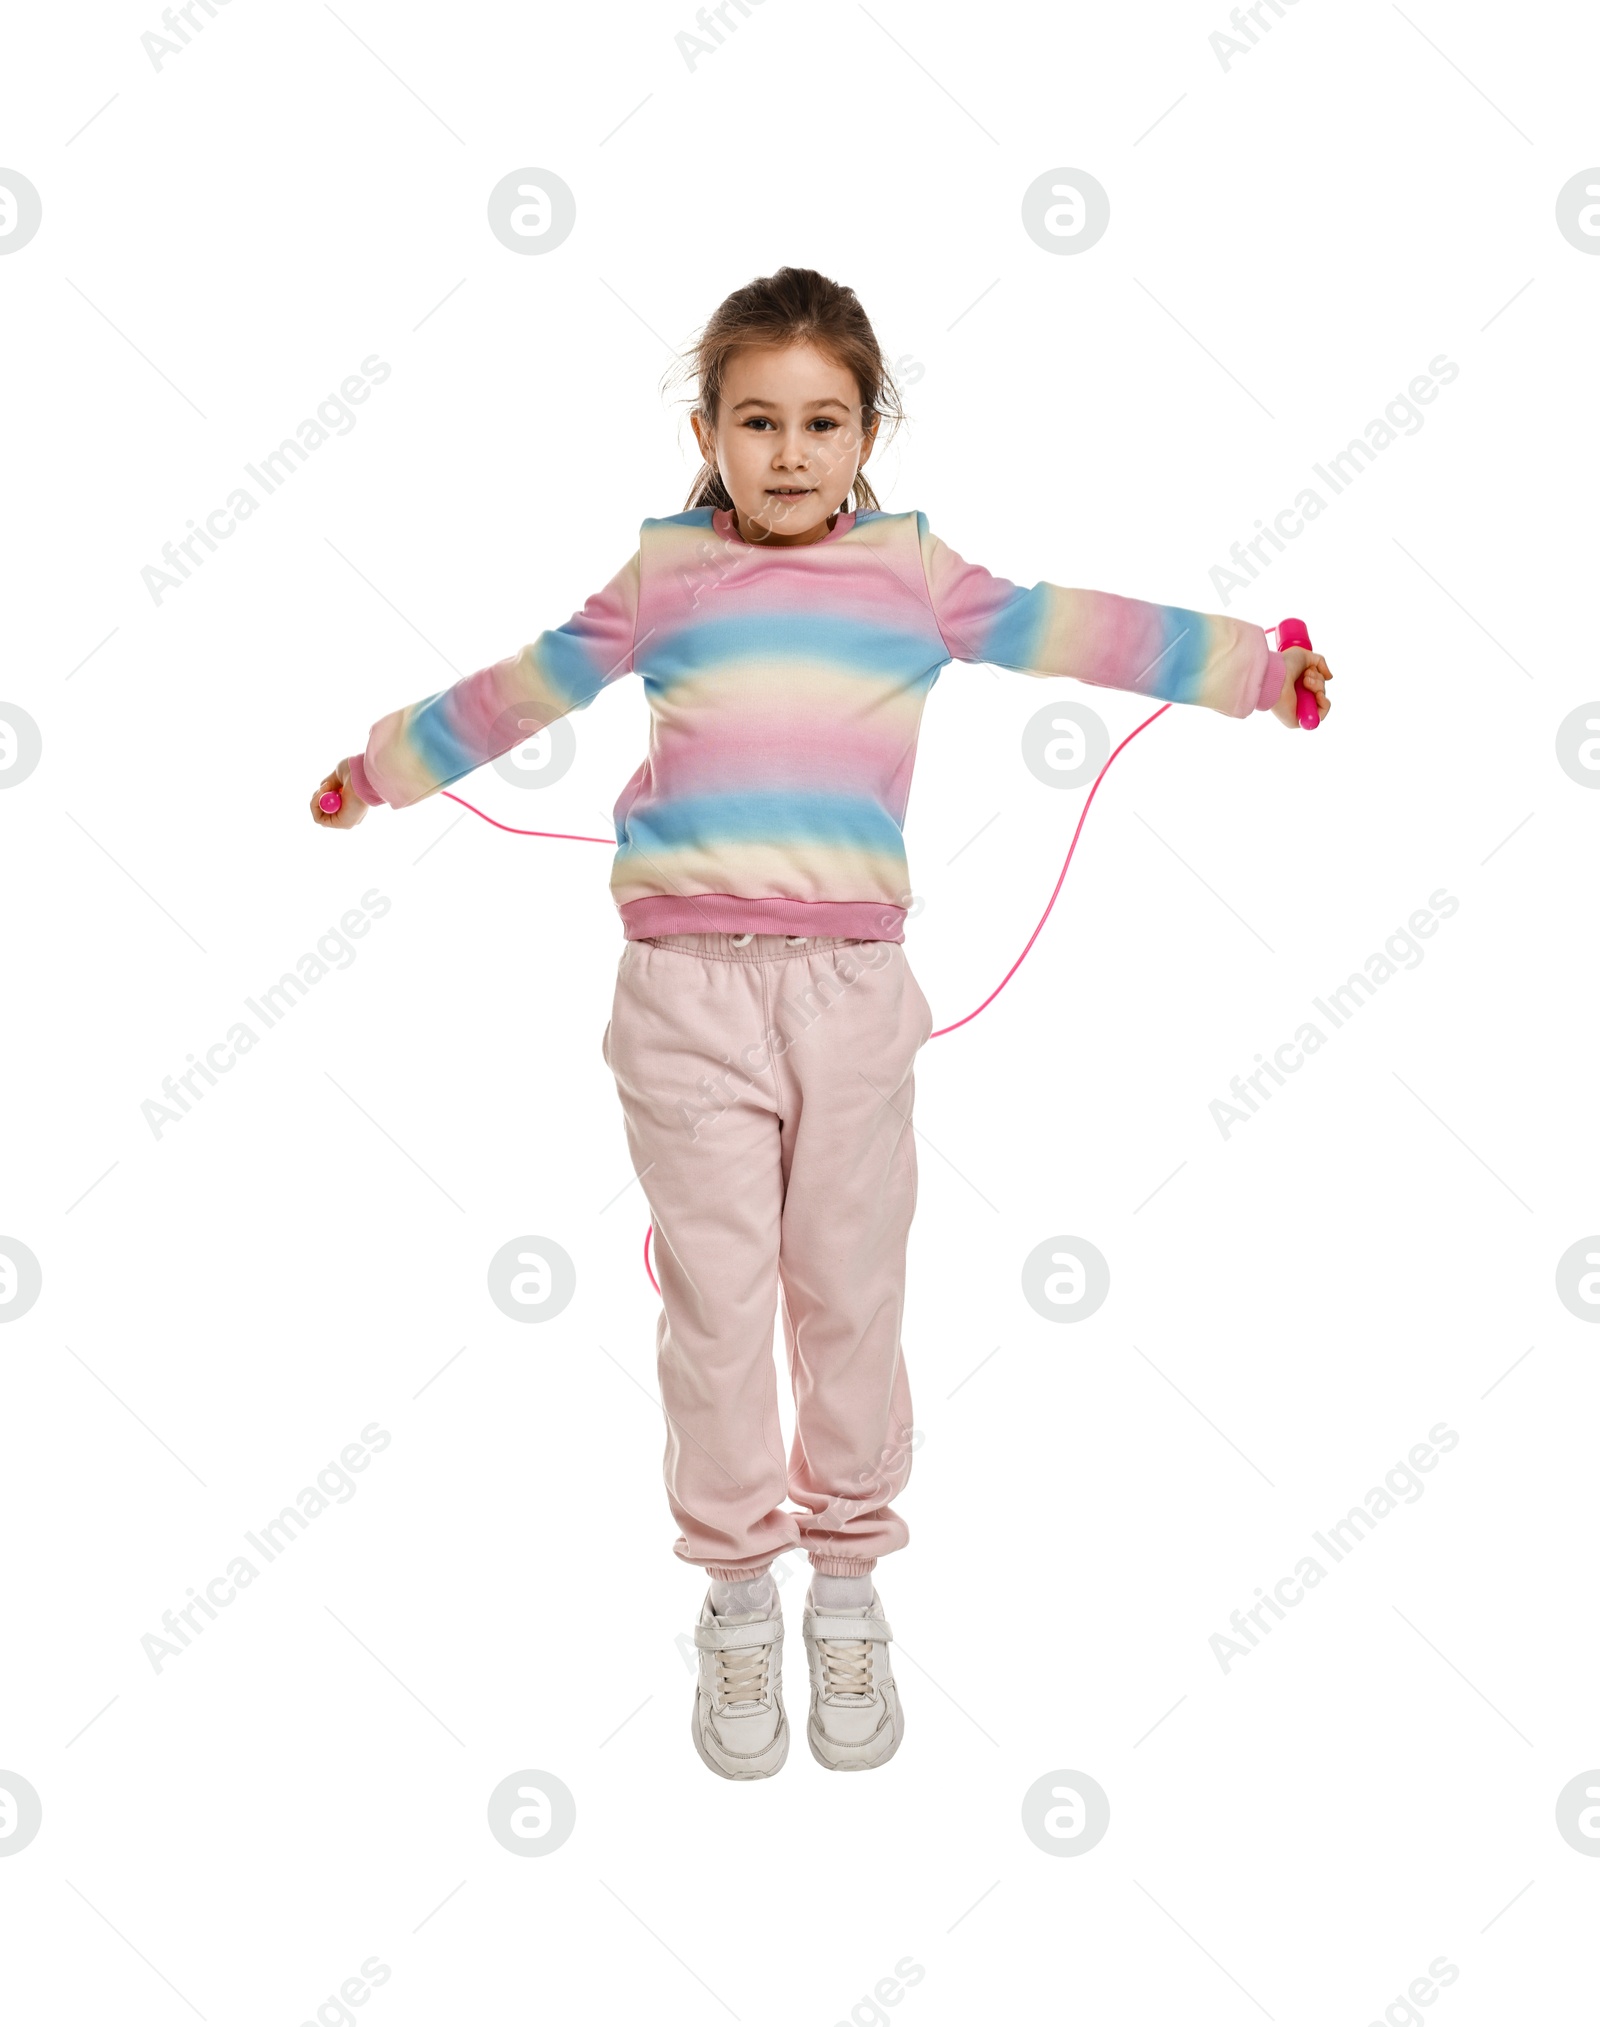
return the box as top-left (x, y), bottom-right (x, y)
top-left (319, 790), bottom-right (343, 814)
top-left (1277, 616), bottom-right (1322, 730)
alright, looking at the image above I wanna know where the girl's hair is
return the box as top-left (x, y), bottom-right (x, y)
top-left (667, 265), bottom-right (905, 513)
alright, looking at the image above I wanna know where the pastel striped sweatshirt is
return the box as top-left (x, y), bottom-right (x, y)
top-left (344, 507), bottom-right (1287, 942)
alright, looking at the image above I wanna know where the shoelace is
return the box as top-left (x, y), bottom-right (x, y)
top-left (716, 1639), bottom-right (772, 1708)
top-left (819, 1636), bottom-right (874, 1698)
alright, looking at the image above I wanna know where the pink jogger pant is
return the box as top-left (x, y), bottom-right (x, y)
top-left (602, 931), bottom-right (933, 1582)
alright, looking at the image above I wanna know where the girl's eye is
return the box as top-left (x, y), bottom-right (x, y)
top-left (740, 416), bottom-right (841, 431)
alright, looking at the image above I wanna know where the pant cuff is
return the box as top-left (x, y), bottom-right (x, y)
top-left (807, 1554), bottom-right (878, 1577)
top-left (703, 1561), bottom-right (776, 1583)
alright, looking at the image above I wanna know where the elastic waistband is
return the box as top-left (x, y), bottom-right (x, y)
top-left (633, 932), bottom-right (878, 964)
top-left (620, 895), bottom-right (906, 942)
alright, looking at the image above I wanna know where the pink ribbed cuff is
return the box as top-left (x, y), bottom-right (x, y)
top-left (1256, 648), bottom-right (1288, 711)
top-left (807, 1554), bottom-right (879, 1577)
top-left (345, 751), bottom-right (384, 806)
top-left (621, 893), bottom-right (906, 941)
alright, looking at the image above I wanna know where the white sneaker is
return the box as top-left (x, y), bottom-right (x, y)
top-left (802, 1586), bottom-right (904, 1771)
top-left (690, 1590), bottom-right (788, 1780)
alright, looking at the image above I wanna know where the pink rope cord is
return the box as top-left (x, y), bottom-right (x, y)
top-left (443, 705), bottom-right (1173, 1295)
top-left (928, 702), bottom-right (1170, 1037)
top-left (440, 790), bottom-right (613, 844)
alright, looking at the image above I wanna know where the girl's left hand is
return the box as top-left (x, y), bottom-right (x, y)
top-left (310, 756), bottom-right (366, 828)
top-left (1272, 648), bottom-right (1333, 729)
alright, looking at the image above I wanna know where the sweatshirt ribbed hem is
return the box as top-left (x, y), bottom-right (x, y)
top-left (621, 893), bottom-right (906, 942)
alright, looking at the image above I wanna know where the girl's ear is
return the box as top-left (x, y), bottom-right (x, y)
top-left (857, 412), bottom-right (880, 469)
top-left (690, 409), bottom-right (712, 460)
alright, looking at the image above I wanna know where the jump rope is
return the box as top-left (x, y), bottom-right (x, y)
top-left (321, 620), bottom-right (1320, 1293)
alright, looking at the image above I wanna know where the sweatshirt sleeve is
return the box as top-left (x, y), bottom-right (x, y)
top-left (344, 549), bottom-right (641, 809)
top-left (914, 513), bottom-right (1285, 719)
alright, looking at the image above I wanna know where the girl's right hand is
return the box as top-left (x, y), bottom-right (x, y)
top-left (310, 757), bottom-right (367, 829)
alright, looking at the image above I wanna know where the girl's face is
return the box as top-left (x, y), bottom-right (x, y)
top-left (691, 340), bottom-right (877, 546)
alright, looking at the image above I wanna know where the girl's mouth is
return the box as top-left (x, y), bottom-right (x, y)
top-left (766, 487), bottom-right (813, 497)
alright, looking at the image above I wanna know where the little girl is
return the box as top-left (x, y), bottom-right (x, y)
top-left (312, 265), bottom-right (1331, 1782)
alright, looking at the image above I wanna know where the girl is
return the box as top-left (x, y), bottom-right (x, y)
top-left (311, 265), bottom-right (1332, 1782)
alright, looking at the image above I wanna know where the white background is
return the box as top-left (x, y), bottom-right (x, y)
top-left (3, 0), bottom-right (1597, 2021)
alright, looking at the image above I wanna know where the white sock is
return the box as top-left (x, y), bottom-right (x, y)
top-left (811, 1571), bottom-right (872, 1610)
top-left (709, 1571), bottom-right (776, 1618)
